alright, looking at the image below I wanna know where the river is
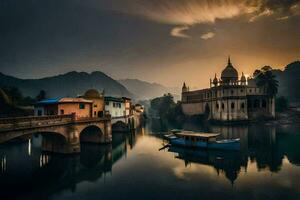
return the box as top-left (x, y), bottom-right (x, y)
top-left (1, 121), bottom-right (300, 200)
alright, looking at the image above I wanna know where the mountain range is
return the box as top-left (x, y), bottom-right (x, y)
top-left (1, 60), bottom-right (299, 103)
top-left (0, 71), bottom-right (133, 99)
top-left (0, 71), bottom-right (178, 101)
top-left (118, 79), bottom-right (180, 100)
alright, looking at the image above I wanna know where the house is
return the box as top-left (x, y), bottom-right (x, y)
top-left (34, 98), bottom-right (93, 119)
top-left (104, 96), bottom-right (128, 118)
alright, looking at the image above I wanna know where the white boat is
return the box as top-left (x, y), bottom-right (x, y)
top-left (165, 131), bottom-right (240, 151)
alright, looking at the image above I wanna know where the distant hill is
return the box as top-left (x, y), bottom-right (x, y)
top-left (272, 61), bottom-right (300, 105)
top-left (0, 71), bottom-right (133, 99)
top-left (118, 79), bottom-right (180, 100)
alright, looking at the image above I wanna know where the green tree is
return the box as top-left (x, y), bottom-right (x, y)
top-left (255, 66), bottom-right (279, 97)
top-left (276, 96), bottom-right (288, 112)
top-left (3, 87), bottom-right (23, 105)
top-left (36, 90), bottom-right (47, 101)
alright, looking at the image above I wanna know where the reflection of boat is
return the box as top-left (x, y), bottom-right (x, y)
top-left (165, 131), bottom-right (240, 151)
top-left (168, 145), bottom-right (245, 184)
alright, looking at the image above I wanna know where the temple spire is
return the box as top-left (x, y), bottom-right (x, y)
top-left (228, 56), bottom-right (231, 65)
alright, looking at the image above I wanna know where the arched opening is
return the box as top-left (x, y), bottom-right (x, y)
top-left (112, 121), bottom-right (128, 132)
top-left (231, 102), bottom-right (235, 110)
top-left (204, 103), bottom-right (210, 119)
top-left (222, 103), bottom-right (225, 110)
top-left (80, 125), bottom-right (103, 144)
top-left (241, 102), bottom-right (245, 112)
top-left (42, 132), bottom-right (68, 153)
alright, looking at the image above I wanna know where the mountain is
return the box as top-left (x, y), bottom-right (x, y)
top-left (272, 61), bottom-right (300, 105)
top-left (0, 71), bottom-right (133, 99)
top-left (118, 79), bottom-right (180, 100)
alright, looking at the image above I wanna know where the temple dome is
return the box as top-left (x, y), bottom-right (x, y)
top-left (221, 57), bottom-right (238, 81)
top-left (84, 89), bottom-right (101, 99)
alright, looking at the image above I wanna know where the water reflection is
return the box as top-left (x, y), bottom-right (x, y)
top-left (156, 121), bottom-right (300, 184)
top-left (0, 124), bottom-right (300, 199)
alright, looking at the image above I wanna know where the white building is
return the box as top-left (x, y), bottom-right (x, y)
top-left (104, 96), bottom-right (126, 118)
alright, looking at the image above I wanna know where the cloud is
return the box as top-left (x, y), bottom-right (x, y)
top-left (249, 8), bottom-right (274, 22)
top-left (276, 16), bottom-right (290, 20)
top-left (201, 32), bottom-right (215, 40)
top-left (108, 0), bottom-right (300, 24)
top-left (170, 26), bottom-right (190, 38)
top-left (291, 3), bottom-right (300, 15)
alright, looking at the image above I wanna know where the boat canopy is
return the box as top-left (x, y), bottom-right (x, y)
top-left (175, 131), bottom-right (220, 138)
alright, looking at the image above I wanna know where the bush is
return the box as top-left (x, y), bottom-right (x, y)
top-left (276, 96), bottom-right (288, 112)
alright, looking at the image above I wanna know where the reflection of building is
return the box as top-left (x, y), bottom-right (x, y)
top-left (181, 57), bottom-right (275, 121)
top-left (34, 98), bottom-right (93, 118)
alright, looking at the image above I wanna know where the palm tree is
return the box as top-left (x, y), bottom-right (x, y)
top-left (255, 67), bottom-right (279, 97)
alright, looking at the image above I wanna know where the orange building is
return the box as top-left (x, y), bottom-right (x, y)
top-left (34, 98), bottom-right (93, 119)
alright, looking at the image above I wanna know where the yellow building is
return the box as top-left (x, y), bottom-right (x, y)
top-left (82, 89), bottom-right (105, 118)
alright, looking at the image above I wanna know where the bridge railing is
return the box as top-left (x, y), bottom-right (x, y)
top-left (0, 114), bottom-right (75, 132)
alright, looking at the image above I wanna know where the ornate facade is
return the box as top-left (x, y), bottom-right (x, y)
top-left (181, 57), bottom-right (275, 122)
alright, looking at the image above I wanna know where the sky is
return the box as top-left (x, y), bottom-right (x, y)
top-left (0, 0), bottom-right (299, 89)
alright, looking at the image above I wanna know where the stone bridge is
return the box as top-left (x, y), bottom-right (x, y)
top-left (111, 114), bottom-right (143, 132)
top-left (0, 114), bottom-right (112, 154)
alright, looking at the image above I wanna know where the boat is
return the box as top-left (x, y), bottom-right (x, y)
top-left (165, 131), bottom-right (240, 151)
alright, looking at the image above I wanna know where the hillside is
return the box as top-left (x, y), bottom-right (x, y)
top-left (118, 79), bottom-right (180, 100)
top-left (273, 61), bottom-right (300, 105)
top-left (0, 71), bottom-right (133, 99)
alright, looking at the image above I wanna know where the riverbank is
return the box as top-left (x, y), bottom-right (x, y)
top-left (267, 109), bottom-right (300, 125)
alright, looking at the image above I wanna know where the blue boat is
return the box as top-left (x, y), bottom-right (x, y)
top-left (165, 131), bottom-right (240, 151)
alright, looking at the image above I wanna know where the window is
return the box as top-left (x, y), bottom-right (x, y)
top-left (105, 101), bottom-right (109, 105)
top-left (231, 102), bottom-right (235, 109)
top-left (216, 103), bottom-right (219, 109)
top-left (222, 103), bottom-right (225, 110)
top-left (241, 103), bottom-right (245, 112)
top-left (98, 111), bottom-right (104, 118)
top-left (249, 89), bottom-right (252, 93)
top-left (94, 104), bottom-right (97, 108)
top-left (241, 89), bottom-right (244, 93)
top-left (241, 103), bottom-right (245, 109)
top-left (231, 90), bottom-right (234, 95)
top-left (94, 111), bottom-right (96, 116)
top-left (60, 109), bottom-right (64, 115)
top-left (79, 103), bottom-right (85, 109)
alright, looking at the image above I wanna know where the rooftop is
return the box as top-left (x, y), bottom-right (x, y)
top-left (175, 131), bottom-right (220, 138)
top-left (36, 98), bottom-right (93, 105)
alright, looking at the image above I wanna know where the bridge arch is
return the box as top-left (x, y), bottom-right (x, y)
top-left (80, 125), bottom-right (104, 144)
top-left (112, 120), bottom-right (128, 132)
top-left (0, 130), bottom-right (68, 145)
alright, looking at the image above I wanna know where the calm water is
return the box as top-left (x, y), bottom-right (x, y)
top-left (1, 122), bottom-right (300, 200)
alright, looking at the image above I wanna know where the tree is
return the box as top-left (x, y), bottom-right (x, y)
top-left (255, 66), bottom-right (279, 97)
top-left (276, 96), bottom-right (288, 112)
top-left (36, 90), bottom-right (47, 101)
top-left (2, 86), bottom-right (23, 105)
